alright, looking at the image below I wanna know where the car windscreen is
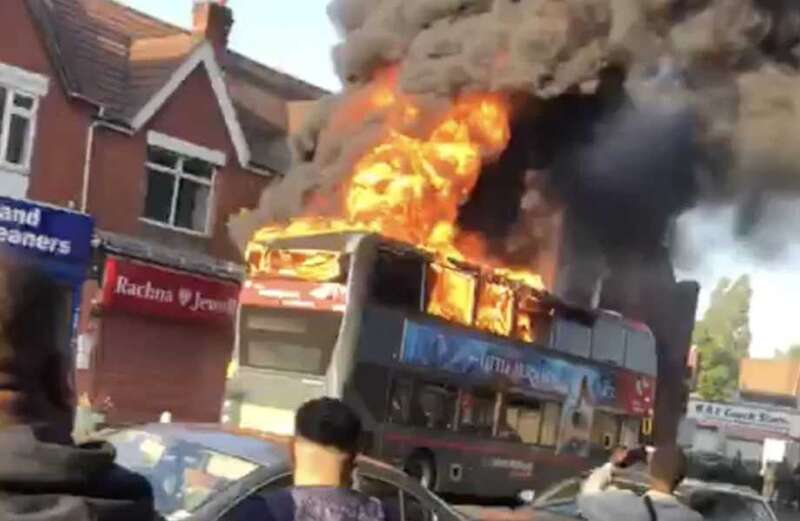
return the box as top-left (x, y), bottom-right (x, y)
top-left (106, 429), bottom-right (263, 519)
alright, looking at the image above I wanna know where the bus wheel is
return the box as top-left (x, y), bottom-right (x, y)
top-left (405, 451), bottom-right (436, 490)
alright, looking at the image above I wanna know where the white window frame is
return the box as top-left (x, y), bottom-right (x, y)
top-left (0, 63), bottom-right (49, 174)
top-left (141, 132), bottom-right (223, 237)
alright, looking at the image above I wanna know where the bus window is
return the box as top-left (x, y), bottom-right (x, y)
top-left (426, 264), bottom-right (476, 326)
top-left (516, 312), bottom-right (534, 343)
top-left (389, 379), bottom-right (413, 425)
top-left (458, 391), bottom-right (495, 437)
top-left (239, 308), bottom-right (341, 375)
top-left (244, 340), bottom-right (326, 374)
top-left (502, 397), bottom-right (542, 444)
top-left (591, 412), bottom-right (621, 450)
top-left (540, 402), bottom-right (562, 447)
top-left (412, 383), bottom-right (457, 430)
top-left (476, 282), bottom-right (514, 337)
top-left (370, 249), bottom-right (425, 311)
top-left (249, 248), bottom-right (344, 282)
top-left (625, 327), bottom-right (657, 377)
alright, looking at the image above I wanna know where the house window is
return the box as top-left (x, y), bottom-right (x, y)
top-left (0, 62), bottom-right (49, 173)
top-left (143, 142), bottom-right (218, 234)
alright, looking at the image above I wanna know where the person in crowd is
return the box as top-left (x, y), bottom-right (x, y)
top-left (230, 397), bottom-right (390, 521)
top-left (732, 450), bottom-right (744, 472)
top-left (776, 457), bottom-right (794, 508)
top-left (0, 258), bottom-right (159, 520)
top-left (578, 445), bottom-right (703, 521)
top-left (763, 461), bottom-right (778, 502)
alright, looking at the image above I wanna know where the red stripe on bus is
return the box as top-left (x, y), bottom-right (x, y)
top-left (383, 432), bottom-right (587, 469)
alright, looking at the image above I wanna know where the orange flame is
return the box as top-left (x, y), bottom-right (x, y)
top-left (476, 282), bottom-right (515, 337)
top-left (247, 71), bottom-right (546, 337)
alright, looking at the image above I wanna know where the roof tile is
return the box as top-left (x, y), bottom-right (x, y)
top-left (28, 0), bottom-right (328, 170)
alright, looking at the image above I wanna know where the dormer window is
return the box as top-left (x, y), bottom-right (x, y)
top-left (141, 132), bottom-right (225, 235)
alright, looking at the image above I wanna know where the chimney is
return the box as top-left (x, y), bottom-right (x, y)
top-left (192, 0), bottom-right (233, 54)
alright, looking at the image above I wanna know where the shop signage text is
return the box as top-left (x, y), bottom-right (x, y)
top-left (688, 399), bottom-right (798, 438)
top-left (103, 258), bottom-right (239, 324)
top-left (0, 197), bottom-right (94, 282)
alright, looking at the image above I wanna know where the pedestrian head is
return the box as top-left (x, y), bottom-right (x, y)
top-left (649, 445), bottom-right (688, 493)
top-left (292, 397), bottom-right (363, 487)
top-left (0, 258), bottom-right (72, 443)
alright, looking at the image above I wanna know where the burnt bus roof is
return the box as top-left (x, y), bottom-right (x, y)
top-left (255, 231), bottom-right (654, 339)
top-left (257, 231), bottom-right (422, 256)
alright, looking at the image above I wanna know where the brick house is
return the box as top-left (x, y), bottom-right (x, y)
top-left (0, 0), bottom-right (326, 424)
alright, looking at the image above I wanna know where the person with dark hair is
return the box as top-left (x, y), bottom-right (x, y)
top-left (231, 397), bottom-right (390, 521)
top-left (0, 259), bottom-right (159, 520)
top-left (578, 445), bottom-right (703, 521)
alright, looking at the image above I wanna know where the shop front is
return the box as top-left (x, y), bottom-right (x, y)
top-left (685, 398), bottom-right (800, 465)
top-left (0, 196), bottom-right (94, 355)
top-left (86, 256), bottom-right (239, 425)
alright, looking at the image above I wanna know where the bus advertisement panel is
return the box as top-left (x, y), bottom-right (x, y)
top-left (401, 320), bottom-right (622, 457)
top-left (401, 320), bottom-right (617, 408)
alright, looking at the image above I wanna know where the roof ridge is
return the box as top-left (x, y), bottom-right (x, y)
top-left (227, 49), bottom-right (330, 95)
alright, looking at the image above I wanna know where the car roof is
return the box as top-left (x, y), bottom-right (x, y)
top-left (103, 423), bottom-right (291, 467)
top-left (103, 422), bottom-right (403, 474)
top-left (102, 423), bottom-right (467, 521)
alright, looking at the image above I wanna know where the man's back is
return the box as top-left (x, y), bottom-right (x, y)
top-left (292, 487), bottom-right (387, 521)
top-left (232, 487), bottom-right (389, 521)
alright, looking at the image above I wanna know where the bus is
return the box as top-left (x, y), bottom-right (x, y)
top-left (224, 232), bottom-right (657, 499)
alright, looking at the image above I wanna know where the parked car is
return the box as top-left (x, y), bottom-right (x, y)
top-left (532, 472), bottom-right (777, 521)
top-left (687, 451), bottom-right (762, 492)
top-left (98, 423), bottom-right (467, 521)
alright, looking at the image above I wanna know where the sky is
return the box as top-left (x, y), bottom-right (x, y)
top-left (118, 1), bottom-right (800, 358)
top-left (676, 203), bottom-right (800, 359)
top-left (116, 0), bottom-right (341, 91)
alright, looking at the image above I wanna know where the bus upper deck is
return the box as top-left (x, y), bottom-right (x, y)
top-left (239, 231), bottom-right (657, 381)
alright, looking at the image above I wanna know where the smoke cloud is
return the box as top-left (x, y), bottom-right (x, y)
top-left (229, 0), bottom-right (800, 267)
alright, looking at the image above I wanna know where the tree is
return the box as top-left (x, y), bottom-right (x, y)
top-left (777, 345), bottom-right (800, 359)
top-left (692, 275), bottom-right (753, 401)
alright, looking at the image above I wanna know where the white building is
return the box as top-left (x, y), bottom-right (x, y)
top-left (683, 398), bottom-right (800, 465)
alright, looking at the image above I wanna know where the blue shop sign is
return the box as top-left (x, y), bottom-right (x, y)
top-left (0, 197), bottom-right (94, 283)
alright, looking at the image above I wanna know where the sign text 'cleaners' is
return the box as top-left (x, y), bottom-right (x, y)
top-left (0, 204), bottom-right (72, 255)
top-left (0, 197), bottom-right (94, 284)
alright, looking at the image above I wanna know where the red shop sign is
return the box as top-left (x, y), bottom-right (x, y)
top-left (241, 278), bottom-right (347, 312)
top-left (616, 371), bottom-right (656, 416)
top-left (102, 257), bottom-right (239, 325)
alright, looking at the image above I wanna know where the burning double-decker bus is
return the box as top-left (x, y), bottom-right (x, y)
top-left (224, 84), bottom-right (658, 498)
top-left (226, 231), bottom-right (657, 498)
